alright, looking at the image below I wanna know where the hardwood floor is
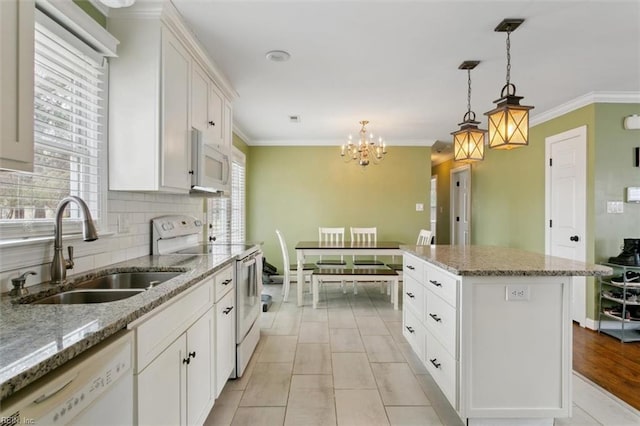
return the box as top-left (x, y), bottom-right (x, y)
top-left (573, 323), bottom-right (640, 410)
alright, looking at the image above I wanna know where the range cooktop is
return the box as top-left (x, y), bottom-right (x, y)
top-left (175, 243), bottom-right (257, 255)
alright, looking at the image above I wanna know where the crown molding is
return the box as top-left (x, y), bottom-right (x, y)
top-left (247, 138), bottom-right (437, 147)
top-left (531, 91), bottom-right (640, 127)
top-left (232, 124), bottom-right (252, 145)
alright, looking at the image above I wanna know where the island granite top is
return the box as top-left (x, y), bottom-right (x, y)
top-left (401, 245), bottom-right (613, 277)
top-left (0, 245), bottom-right (254, 401)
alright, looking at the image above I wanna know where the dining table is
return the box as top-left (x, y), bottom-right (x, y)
top-left (294, 240), bottom-right (403, 306)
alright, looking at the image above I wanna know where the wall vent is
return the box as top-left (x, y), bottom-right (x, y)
top-left (289, 115), bottom-right (301, 123)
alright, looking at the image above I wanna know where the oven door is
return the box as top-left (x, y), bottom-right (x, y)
top-left (235, 251), bottom-right (262, 342)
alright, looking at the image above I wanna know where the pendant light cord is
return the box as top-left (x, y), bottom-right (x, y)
top-left (506, 30), bottom-right (512, 86)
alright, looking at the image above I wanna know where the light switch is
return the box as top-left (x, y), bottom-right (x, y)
top-left (416, 203), bottom-right (424, 212)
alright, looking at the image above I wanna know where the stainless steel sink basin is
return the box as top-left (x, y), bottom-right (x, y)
top-left (74, 271), bottom-right (183, 290)
top-left (33, 289), bottom-right (145, 304)
top-left (26, 271), bottom-right (183, 305)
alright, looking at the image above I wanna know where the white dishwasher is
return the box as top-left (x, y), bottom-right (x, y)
top-left (0, 331), bottom-right (133, 425)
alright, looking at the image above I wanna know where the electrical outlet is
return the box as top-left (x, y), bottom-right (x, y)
top-left (117, 214), bottom-right (130, 234)
top-left (606, 201), bottom-right (624, 214)
top-left (506, 285), bottom-right (530, 301)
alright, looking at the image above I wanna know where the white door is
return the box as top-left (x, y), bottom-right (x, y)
top-left (545, 126), bottom-right (587, 326)
top-left (451, 166), bottom-right (471, 245)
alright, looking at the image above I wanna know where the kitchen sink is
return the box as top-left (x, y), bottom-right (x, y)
top-left (33, 289), bottom-right (146, 304)
top-left (73, 271), bottom-right (183, 291)
top-left (26, 271), bottom-right (184, 305)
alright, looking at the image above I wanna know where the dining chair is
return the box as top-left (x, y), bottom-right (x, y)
top-left (349, 227), bottom-right (386, 295)
top-left (386, 228), bottom-right (433, 272)
top-left (317, 227), bottom-right (348, 293)
top-left (317, 227), bottom-right (347, 266)
top-left (276, 229), bottom-right (315, 302)
top-left (350, 227), bottom-right (385, 266)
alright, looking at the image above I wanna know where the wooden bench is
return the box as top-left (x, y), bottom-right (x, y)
top-left (311, 268), bottom-right (399, 309)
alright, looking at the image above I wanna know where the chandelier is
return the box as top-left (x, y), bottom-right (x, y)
top-left (452, 60), bottom-right (486, 162)
top-left (340, 120), bottom-right (387, 166)
top-left (485, 18), bottom-right (534, 150)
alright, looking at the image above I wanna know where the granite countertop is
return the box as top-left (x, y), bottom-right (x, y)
top-left (0, 245), bottom-right (254, 401)
top-left (401, 245), bottom-right (612, 277)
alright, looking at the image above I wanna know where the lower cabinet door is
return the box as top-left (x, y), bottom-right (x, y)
top-left (403, 307), bottom-right (425, 361)
top-left (186, 309), bottom-right (215, 425)
top-left (137, 334), bottom-right (187, 426)
top-left (215, 289), bottom-right (236, 397)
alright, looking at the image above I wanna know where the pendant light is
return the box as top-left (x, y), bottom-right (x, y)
top-left (485, 18), bottom-right (534, 150)
top-left (452, 61), bottom-right (486, 162)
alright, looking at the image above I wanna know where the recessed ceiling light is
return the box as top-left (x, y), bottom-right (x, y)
top-left (266, 50), bottom-right (291, 62)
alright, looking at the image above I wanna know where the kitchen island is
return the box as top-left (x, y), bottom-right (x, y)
top-left (400, 245), bottom-right (611, 426)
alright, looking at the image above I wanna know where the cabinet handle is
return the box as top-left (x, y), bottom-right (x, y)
top-left (223, 306), bottom-right (234, 315)
top-left (407, 265), bottom-right (415, 270)
top-left (222, 279), bottom-right (232, 285)
top-left (429, 358), bottom-right (441, 369)
top-left (406, 292), bottom-right (415, 298)
top-left (188, 170), bottom-right (194, 175)
top-left (208, 121), bottom-right (216, 126)
top-left (429, 279), bottom-right (442, 287)
top-left (429, 313), bottom-right (442, 322)
top-left (183, 357), bottom-right (191, 365)
top-left (209, 236), bottom-right (216, 242)
top-left (405, 326), bottom-right (415, 333)
top-left (189, 351), bottom-right (196, 359)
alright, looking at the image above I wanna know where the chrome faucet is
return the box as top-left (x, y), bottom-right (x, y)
top-left (50, 196), bottom-right (99, 284)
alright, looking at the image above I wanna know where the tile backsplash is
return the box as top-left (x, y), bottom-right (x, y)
top-left (0, 191), bottom-right (205, 293)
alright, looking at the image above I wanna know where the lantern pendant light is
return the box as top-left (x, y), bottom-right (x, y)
top-left (452, 60), bottom-right (486, 162)
top-left (485, 18), bottom-right (534, 150)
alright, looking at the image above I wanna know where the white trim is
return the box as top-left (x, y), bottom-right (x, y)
top-left (36, 0), bottom-right (119, 56)
top-left (531, 91), bottom-right (640, 127)
top-left (232, 124), bottom-right (252, 145)
top-left (247, 138), bottom-right (437, 147)
top-left (545, 126), bottom-right (588, 326)
top-left (583, 318), bottom-right (599, 331)
top-left (450, 164), bottom-right (471, 246)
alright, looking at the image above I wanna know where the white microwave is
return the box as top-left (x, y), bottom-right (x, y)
top-left (190, 128), bottom-right (230, 194)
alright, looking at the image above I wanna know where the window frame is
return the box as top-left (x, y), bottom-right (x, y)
top-left (0, 0), bottom-right (112, 240)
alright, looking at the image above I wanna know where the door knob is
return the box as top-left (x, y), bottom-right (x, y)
top-left (570, 235), bottom-right (580, 242)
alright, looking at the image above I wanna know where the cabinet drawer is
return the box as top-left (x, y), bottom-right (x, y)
top-left (425, 332), bottom-right (457, 409)
top-left (135, 278), bottom-right (214, 372)
top-left (403, 308), bottom-right (425, 361)
top-left (403, 254), bottom-right (424, 281)
top-left (214, 265), bottom-right (234, 302)
top-left (424, 263), bottom-right (458, 307)
top-left (403, 275), bottom-right (424, 314)
top-left (424, 290), bottom-right (457, 358)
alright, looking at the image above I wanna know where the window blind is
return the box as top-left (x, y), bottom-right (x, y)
top-left (207, 149), bottom-right (246, 244)
top-left (0, 18), bottom-right (104, 229)
top-left (230, 158), bottom-right (246, 243)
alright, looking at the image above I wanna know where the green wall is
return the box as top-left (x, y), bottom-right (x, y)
top-left (73, 0), bottom-right (106, 27)
top-left (246, 146), bottom-right (432, 271)
top-left (462, 102), bottom-right (640, 320)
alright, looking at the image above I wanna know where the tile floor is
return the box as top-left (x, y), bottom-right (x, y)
top-left (204, 281), bottom-right (640, 426)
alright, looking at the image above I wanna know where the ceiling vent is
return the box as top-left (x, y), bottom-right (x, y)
top-left (289, 115), bottom-right (301, 123)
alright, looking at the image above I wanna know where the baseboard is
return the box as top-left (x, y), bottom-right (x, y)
top-left (584, 318), bottom-right (598, 331)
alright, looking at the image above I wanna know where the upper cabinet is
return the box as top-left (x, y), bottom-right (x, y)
top-left (0, 0), bottom-right (34, 172)
top-left (108, 1), bottom-right (237, 192)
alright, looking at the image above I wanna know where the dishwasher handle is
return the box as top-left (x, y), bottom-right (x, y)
top-left (33, 372), bottom-right (78, 404)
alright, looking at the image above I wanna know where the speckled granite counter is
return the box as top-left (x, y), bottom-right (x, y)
top-left (0, 246), bottom-right (253, 401)
top-left (400, 245), bottom-right (612, 276)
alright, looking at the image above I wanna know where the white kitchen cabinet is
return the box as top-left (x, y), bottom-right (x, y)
top-left (0, 0), bottom-right (34, 172)
top-left (108, 2), bottom-right (236, 192)
top-left (137, 309), bottom-right (213, 426)
top-left (215, 288), bottom-right (235, 397)
top-left (108, 16), bottom-right (190, 193)
top-left (223, 99), bottom-right (233, 148)
top-left (131, 274), bottom-right (215, 426)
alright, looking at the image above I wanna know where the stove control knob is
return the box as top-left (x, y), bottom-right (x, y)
top-left (194, 219), bottom-right (202, 226)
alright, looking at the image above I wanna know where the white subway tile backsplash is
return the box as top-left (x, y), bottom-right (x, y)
top-left (0, 191), bottom-right (203, 292)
